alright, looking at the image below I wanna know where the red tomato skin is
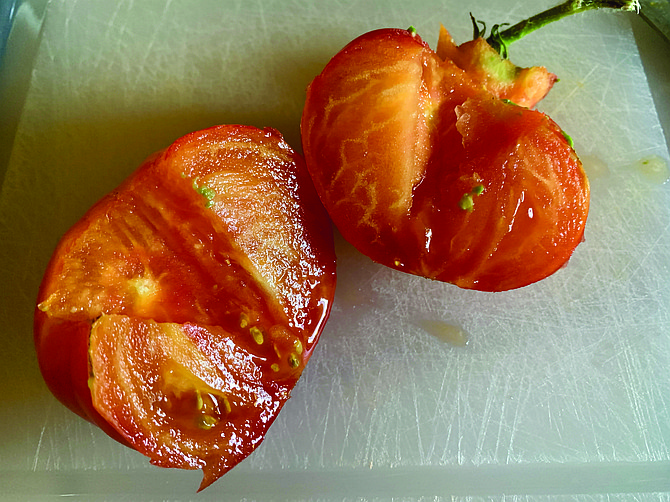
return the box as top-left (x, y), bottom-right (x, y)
top-left (34, 125), bottom-right (336, 490)
top-left (301, 28), bottom-right (589, 292)
top-left (34, 313), bottom-right (131, 446)
top-left (34, 188), bottom-right (140, 445)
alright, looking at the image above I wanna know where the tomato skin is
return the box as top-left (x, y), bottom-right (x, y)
top-left (34, 315), bottom-right (130, 445)
top-left (34, 125), bottom-right (336, 490)
top-left (301, 28), bottom-right (589, 291)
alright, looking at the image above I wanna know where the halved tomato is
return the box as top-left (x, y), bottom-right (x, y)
top-left (301, 28), bottom-right (589, 291)
top-left (34, 125), bottom-right (336, 490)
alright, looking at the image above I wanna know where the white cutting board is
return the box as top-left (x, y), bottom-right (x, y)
top-left (1, 0), bottom-right (669, 500)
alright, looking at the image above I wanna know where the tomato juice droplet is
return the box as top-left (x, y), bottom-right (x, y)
top-left (417, 319), bottom-right (469, 347)
top-left (580, 155), bottom-right (610, 181)
top-left (635, 156), bottom-right (670, 185)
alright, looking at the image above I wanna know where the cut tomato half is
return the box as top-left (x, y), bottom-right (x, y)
top-left (35, 125), bottom-right (336, 490)
top-left (301, 28), bottom-right (588, 291)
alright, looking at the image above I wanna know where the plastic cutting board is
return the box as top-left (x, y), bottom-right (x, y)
top-left (1, 0), bottom-right (669, 500)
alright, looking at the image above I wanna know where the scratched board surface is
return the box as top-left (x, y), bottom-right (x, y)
top-left (1, 0), bottom-right (669, 500)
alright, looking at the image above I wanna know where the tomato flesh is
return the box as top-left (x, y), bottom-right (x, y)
top-left (301, 28), bottom-right (589, 291)
top-left (89, 315), bottom-right (289, 480)
top-left (34, 125), bottom-right (336, 489)
top-left (413, 96), bottom-right (588, 290)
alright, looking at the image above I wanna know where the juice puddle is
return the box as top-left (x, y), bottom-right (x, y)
top-left (581, 155), bottom-right (610, 180)
top-left (635, 156), bottom-right (669, 184)
top-left (417, 320), bottom-right (469, 347)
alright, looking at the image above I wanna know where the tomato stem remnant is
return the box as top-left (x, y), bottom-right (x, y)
top-left (561, 130), bottom-right (575, 148)
top-left (476, 0), bottom-right (640, 57)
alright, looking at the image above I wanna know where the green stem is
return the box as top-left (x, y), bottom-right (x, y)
top-left (485, 0), bottom-right (640, 57)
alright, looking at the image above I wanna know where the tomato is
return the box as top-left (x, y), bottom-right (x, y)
top-left (34, 125), bottom-right (336, 490)
top-left (301, 28), bottom-right (589, 291)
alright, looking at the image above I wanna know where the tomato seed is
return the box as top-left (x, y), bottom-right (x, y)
top-left (250, 326), bottom-right (264, 345)
top-left (287, 353), bottom-right (300, 368)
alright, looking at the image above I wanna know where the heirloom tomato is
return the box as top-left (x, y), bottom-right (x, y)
top-left (34, 125), bottom-right (336, 490)
top-left (301, 1), bottom-right (638, 291)
top-left (301, 28), bottom-right (587, 291)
